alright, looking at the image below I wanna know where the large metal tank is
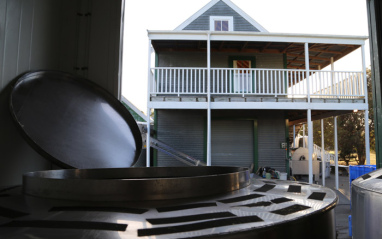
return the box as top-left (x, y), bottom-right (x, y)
top-left (351, 168), bottom-right (382, 239)
top-left (0, 71), bottom-right (339, 239)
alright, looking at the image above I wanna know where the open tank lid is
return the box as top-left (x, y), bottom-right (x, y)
top-left (9, 71), bottom-right (142, 169)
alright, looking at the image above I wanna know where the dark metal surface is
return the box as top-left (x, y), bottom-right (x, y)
top-left (9, 71), bottom-right (142, 169)
top-left (0, 178), bottom-right (337, 239)
top-left (23, 167), bottom-right (250, 201)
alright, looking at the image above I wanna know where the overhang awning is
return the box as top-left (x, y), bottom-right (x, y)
top-left (148, 31), bottom-right (368, 70)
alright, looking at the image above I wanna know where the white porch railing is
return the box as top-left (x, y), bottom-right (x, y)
top-left (314, 144), bottom-right (335, 163)
top-left (150, 67), bottom-right (365, 99)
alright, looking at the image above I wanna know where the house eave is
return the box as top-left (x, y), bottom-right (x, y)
top-left (148, 30), bottom-right (368, 45)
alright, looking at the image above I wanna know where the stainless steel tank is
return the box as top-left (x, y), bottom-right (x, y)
top-left (351, 168), bottom-right (382, 239)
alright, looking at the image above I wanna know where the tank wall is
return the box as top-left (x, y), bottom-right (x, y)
top-left (352, 185), bottom-right (382, 239)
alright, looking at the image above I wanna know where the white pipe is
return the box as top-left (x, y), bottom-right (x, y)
top-left (307, 109), bottom-right (313, 184)
top-left (334, 116), bottom-right (339, 190)
top-left (146, 40), bottom-right (152, 167)
top-left (321, 119), bottom-right (325, 186)
top-left (207, 32), bottom-right (212, 166)
top-left (362, 44), bottom-right (371, 165)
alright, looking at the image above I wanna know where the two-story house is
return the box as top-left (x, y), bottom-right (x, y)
top-left (145, 0), bottom-right (369, 184)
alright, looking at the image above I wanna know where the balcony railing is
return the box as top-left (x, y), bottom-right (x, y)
top-left (149, 67), bottom-right (365, 100)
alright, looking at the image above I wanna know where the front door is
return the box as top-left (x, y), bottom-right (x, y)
top-left (229, 57), bottom-right (256, 93)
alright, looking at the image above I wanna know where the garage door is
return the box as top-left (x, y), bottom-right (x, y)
top-left (211, 120), bottom-right (254, 167)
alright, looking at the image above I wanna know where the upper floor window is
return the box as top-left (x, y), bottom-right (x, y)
top-left (210, 16), bottom-right (233, 31)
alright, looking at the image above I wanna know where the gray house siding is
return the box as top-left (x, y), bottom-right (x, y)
top-left (155, 109), bottom-right (287, 172)
top-left (182, 1), bottom-right (260, 32)
top-left (157, 52), bottom-right (284, 68)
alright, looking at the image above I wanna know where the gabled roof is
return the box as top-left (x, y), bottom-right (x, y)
top-left (174, 0), bottom-right (268, 32)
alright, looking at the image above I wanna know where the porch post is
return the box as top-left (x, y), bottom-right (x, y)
top-left (321, 119), bottom-right (325, 186)
top-left (303, 124), bottom-right (306, 148)
top-left (307, 109), bottom-right (313, 184)
top-left (331, 57), bottom-right (336, 97)
top-left (146, 109), bottom-right (151, 167)
top-left (207, 32), bottom-right (212, 166)
top-left (365, 109), bottom-right (371, 165)
top-left (293, 125), bottom-right (296, 148)
top-left (334, 116), bottom-right (339, 190)
top-left (146, 39), bottom-right (152, 167)
top-left (362, 44), bottom-right (371, 165)
top-left (305, 43), bottom-right (311, 102)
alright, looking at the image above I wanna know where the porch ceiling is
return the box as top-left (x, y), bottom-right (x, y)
top-left (151, 40), bottom-right (360, 70)
top-left (288, 109), bottom-right (353, 126)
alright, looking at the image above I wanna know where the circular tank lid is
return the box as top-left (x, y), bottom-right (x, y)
top-left (9, 71), bottom-right (142, 169)
top-left (352, 168), bottom-right (382, 193)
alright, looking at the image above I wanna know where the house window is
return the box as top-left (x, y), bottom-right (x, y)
top-left (210, 16), bottom-right (233, 31)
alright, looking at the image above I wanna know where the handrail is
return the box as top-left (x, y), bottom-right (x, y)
top-left (149, 67), bottom-right (365, 99)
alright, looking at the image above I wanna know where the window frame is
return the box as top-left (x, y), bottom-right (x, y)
top-left (209, 16), bottom-right (234, 31)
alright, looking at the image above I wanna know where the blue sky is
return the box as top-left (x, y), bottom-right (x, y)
top-left (122, 0), bottom-right (369, 113)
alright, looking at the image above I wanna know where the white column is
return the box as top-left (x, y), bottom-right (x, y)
top-left (146, 110), bottom-right (151, 167)
top-left (146, 40), bottom-right (152, 167)
top-left (362, 44), bottom-right (371, 165)
top-left (303, 124), bottom-right (306, 148)
top-left (293, 125), bottom-right (296, 148)
top-left (330, 57), bottom-right (337, 96)
top-left (334, 116), bottom-right (339, 190)
top-left (307, 109), bottom-right (314, 184)
top-left (365, 110), bottom-right (371, 165)
top-left (304, 43), bottom-right (311, 102)
top-left (321, 119), bottom-right (325, 186)
top-left (207, 32), bottom-right (212, 166)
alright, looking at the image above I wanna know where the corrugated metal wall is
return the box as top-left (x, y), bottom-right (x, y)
top-left (156, 110), bottom-right (206, 166)
top-left (258, 111), bottom-right (287, 172)
top-left (156, 109), bottom-right (287, 172)
top-left (0, 0), bottom-right (123, 187)
top-left (182, 1), bottom-right (259, 32)
top-left (211, 120), bottom-right (254, 167)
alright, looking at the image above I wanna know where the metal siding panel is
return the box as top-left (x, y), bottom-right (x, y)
top-left (2, 0), bottom-right (22, 86)
top-left (30, 0), bottom-right (62, 70)
top-left (257, 111), bottom-right (286, 172)
top-left (211, 120), bottom-right (254, 167)
top-left (58, 0), bottom-right (78, 73)
top-left (183, 1), bottom-right (259, 32)
top-left (156, 110), bottom-right (205, 166)
top-left (88, 0), bottom-right (122, 98)
top-left (0, 0), bottom-right (6, 89)
top-left (0, 0), bottom-right (62, 187)
top-left (17, 0), bottom-right (34, 74)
